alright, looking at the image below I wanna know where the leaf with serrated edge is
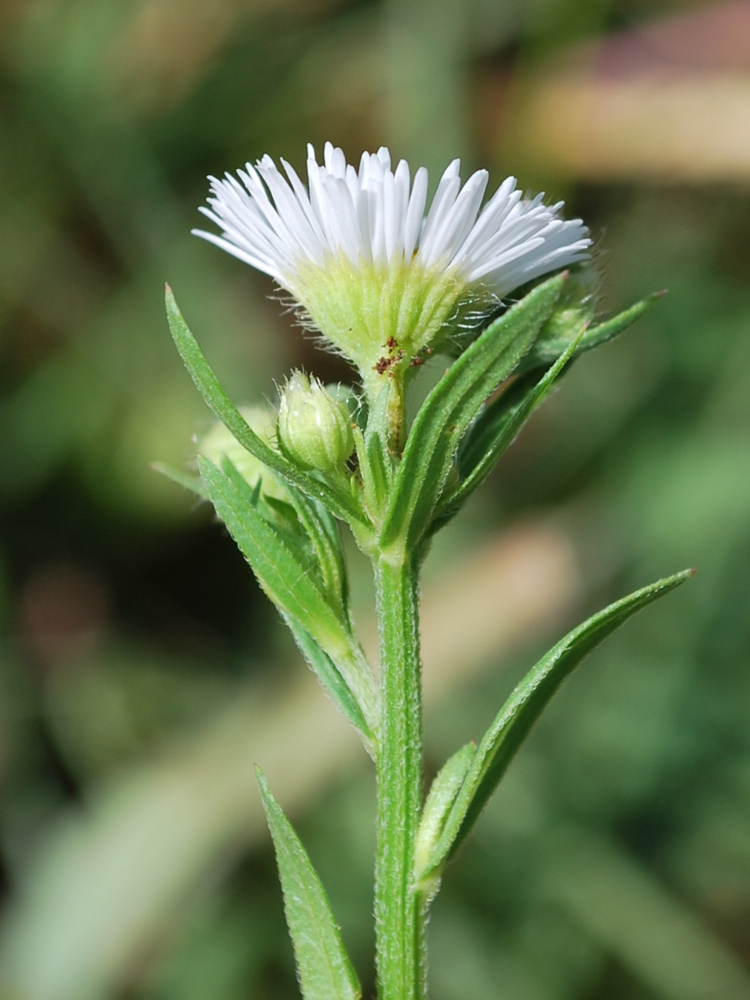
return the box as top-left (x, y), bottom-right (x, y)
top-left (214, 459), bottom-right (373, 748)
top-left (201, 456), bottom-right (344, 645)
top-left (380, 274), bottom-right (565, 553)
top-left (516, 292), bottom-right (662, 376)
top-left (219, 455), bottom-right (319, 580)
top-left (200, 457), bottom-right (378, 734)
top-left (257, 770), bottom-right (362, 1000)
top-left (423, 569), bottom-right (694, 878)
top-left (165, 287), bottom-right (365, 526)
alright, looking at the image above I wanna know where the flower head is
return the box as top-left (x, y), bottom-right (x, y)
top-left (194, 143), bottom-right (591, 384)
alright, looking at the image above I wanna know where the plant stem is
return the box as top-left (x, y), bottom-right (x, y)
top-left (374, 554), bottom-right (424, 1000)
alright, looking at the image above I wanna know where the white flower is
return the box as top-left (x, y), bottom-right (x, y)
top-left (194, 143), bottom-right (590, 384)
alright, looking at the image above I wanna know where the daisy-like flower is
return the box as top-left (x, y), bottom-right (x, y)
top-left (194, 143), bottom-right (591, 388)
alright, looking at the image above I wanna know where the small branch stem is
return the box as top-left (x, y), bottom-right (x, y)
top-left (374, 554), bottom-right (424, 1000)
top-left (386, 372), bottom-right (406, 455)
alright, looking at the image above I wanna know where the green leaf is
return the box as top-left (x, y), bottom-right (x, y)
top-left (282, 616), bottom-right (375, 755)
top-left (379, 274), bottom-right (565, 553)
top-left (423, 569), bottom-right (694, 877)
top-left (440, 327), bottom-right (584, 519)
top-left (257, 770), bottom-right (362, 1000)
top-left (200, 456), bottom-right (378, 736)
top-left (165, 287), bottom-right (365, 527)
top-left (413, 742), bottom-right (475, 887)
top-left (354, 383), bottom-right (395, 522)
top-left (516, 292), bottom-right (663, 376)
top-left (285, 485), bottom-right (349, 615)
top-left (201, 456), bottom-right (345, 646)
top-left (218, 455), bottom-right (317, 573)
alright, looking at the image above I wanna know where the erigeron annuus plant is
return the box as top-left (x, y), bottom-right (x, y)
top-left (162, 143), bottom-right (691, 1000)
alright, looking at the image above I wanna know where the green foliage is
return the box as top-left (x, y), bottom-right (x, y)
top-left (282, 617), bottom-right (374, 751)
top-left (423, 569), bottom-right (694, 879)
top-left (256, 770), bottom-right (362, 1000)
top-left (282, 484), bottom-right (350, 619)
top-left (199, 456), bottom-right (378, 741)
top-left (439, 326), bottom-right (584, 521)
top-left (414, 743), bottom-right (476, 890)
top-left (166, 288), bottom-right (365, 527)
top-left (171, 255), bottom-right (689, 999)
top-left (518, 291), bottom-right (664, 375)
top-left (3, 5), bottom-right (743, 1000)
top-left (355, 383), bottom-right (397, 524)
top-left (151, 461), bottom-right (208, 499)
top-left (379, 274), bottom-right (566, 553)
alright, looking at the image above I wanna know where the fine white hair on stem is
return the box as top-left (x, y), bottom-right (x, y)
top-left (194, 142), bottom-right (591, 300)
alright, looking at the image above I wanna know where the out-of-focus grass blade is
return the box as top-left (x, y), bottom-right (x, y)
top-left (166, 287), bottom-right (365, 527)
top-left (424, 569), bottom-right (694, 877)
top-left (545, 826), bottom-right (750, 1000)
top-left (256, 769), bottom-right (362, 1000)
top-left (380, 274), bottom-right (565, 552)
top-left (151, 461), bottom-right (207, 499)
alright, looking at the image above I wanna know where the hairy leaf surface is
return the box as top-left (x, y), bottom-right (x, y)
top-left (257, 771), bottom-right (362, 1000)
top-left (424, 569), bottom-right (694, 877)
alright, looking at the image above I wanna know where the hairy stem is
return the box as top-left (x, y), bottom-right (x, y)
top-left (374, 554), bottom-right (424, 1000)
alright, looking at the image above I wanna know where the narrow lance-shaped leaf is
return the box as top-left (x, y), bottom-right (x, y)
top-left (257, 770), bottom-right (362, 1000)
top-left (218, 455), bottom-right (312, 563)
top-left (216, 449), bottom-right (373, 747)
top-left (283, 484), bottom-right (349, 615)
top-left (165, 287), bottom-right (366, 527)
top-left (216, 456), bottom-right (378, 741)
top-left (199, 457), bottom-right (379, 736)
top-left (439, 327), bottom-right (584, 519)
top-left (379, 274), bottom-right (565, 553)
top-left (282, 616), bottom-right (376, 757)
top-left (413, 742), bottom-right (475, 888)
top-left (515, 292), bottom-right (663, 376)
top-left (354, 382), bottom-right (395, 522)
top-left (423, 569), bottom-right (694, 878)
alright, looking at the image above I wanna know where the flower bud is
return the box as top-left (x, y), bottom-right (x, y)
top-left (198, 405), bottom-right (288, 502)
top-left (278, 372), bottom-right (354, 472)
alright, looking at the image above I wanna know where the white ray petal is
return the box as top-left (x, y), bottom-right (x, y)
top-left (194, 145), bottom-right (591, 326)
top-left (403, 167), bottom-right (428, 260)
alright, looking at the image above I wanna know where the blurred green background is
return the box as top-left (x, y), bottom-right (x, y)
top-left (2, 1), bottom-right (750, 998)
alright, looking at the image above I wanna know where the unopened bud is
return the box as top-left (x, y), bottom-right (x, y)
top-left (278, 372), bottom-right (354, 472)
